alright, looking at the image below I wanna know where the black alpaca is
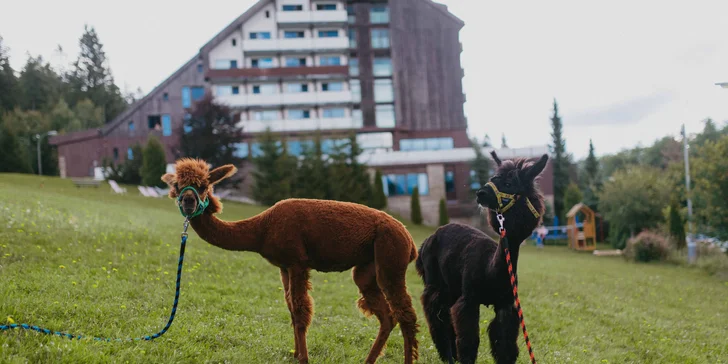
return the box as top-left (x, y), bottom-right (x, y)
top-left (415, 151), bottom-right (548, 364)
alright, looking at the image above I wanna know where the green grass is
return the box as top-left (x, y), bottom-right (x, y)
top-left (1, 174), bottom-right (727, 363)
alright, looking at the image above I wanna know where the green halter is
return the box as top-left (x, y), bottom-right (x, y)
top-left (177, 186), bottom-right (210, 218)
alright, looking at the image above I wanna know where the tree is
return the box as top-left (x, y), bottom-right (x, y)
top-left (0, 120), bottom-right (33, 173)
top-left (0, 35), bottom-right (19, 113)
top-left (582, 139), bottom-right (601, 210)
top-left (563, 182), bottom-right (583, 211)
top-left (179, 94), bottom-right (245, 187)
top-left (294, 133), bottom-right (329, 200)
top-left (18, 55), bottom-right (62, 111)
top-left (251, 129), bottom-right (295, 205)
top-left (501, 133), bottom-right (508, 148)
top-left (327, 133), bottom-right (373, 205)
top-left (598, 166), bottom-right (671, 249)
top-left (482, 134), bottom-right (492, 147)
top-left (49, 99), bottom-right (81, 133)
top-left (141, 135), bottom-right (167, 187)
top-left (411, 186), bottom-right (423, 225)
top-left (667, 196), bottom-right (686, 250)
top-left (438, 198), bottom-right (449, 226)
top-left (73, 98), bottom-right (104, 129)
top-left (371, 169), bottom-right (388, 209)
top-left (550, 99), bottom-right (570, 224)
top-left (470, 137), bottom-right (491, 192)
top-left (691, 118), bottom-right (721, 149)
top-left (65, 24), bottom-right (127, 122)
top-left (690, 134), bottom-right (728, 240)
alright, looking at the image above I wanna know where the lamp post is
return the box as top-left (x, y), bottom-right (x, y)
top-left (35, 130), bottom-right (58, 176)
top-left (680, 124), bottom-right (696, 263)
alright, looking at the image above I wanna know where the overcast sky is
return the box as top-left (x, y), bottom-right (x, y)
top-left (3, 0), bottom-right (728, 159)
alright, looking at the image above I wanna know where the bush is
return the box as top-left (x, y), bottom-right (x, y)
top-left (141, 135), bottom-right (167, 187)
top-left (623, 231), bottom-right (671, 263)
top-left (411, 186), bottom-right (423, 225)
top-left (438, 198), bottom-right (449, 226)
top-left (371, 169), bottom-right (387, 209)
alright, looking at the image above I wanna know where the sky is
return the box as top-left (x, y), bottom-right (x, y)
top-left (2, 0), bottom-right (728, 160)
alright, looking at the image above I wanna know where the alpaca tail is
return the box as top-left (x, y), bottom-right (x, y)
top-left (374, 220), bottom-right (420, 362)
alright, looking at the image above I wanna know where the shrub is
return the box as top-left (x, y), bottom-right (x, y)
top-left (438, 198), bottom-right (449, 226)
top-left (371, 169), bottom-right (387, 209)
top-left (623, 231), bottom-right (671, 263)
top-left (141, 135), bottom-right (167, 187)
top-left (411, 186), bottom-right (423, 225)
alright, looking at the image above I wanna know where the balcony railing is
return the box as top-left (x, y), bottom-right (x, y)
top-left (277, 10), bottom-right (347, 26)
top-left (237, 117), bottom-right (363, 133)
top-left (205, 65), bottom-right (348, 82)
top-left (242, 37), bottom-right (349, 54)
top-left (214, 90), bottom-right (354, 108)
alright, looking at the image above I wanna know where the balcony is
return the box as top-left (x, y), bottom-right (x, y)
top-left (242, 37), bottom-right (349, 54)
top-left (214, 90), bottom-right (354, 108)
top-left (238, 117), bottom-right (363, 133)
top-left (277, 10), bottom-right (347, 27)
top-left (206, 65), bottom-right (348, 82)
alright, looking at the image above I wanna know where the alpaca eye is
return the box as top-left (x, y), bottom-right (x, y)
top-left (505, 183), bottom-right (512, 188)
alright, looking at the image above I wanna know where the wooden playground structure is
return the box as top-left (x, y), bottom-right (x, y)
top-left (566, 203), bottom-right (597, 251)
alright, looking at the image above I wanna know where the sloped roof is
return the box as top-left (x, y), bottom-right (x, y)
top-left (566, 202), bottom-right (593, 218)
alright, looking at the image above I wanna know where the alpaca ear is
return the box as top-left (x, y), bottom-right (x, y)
top-left (490, 150), bottom-right (502, 166)
top-left (208, 164), bottom-right (238, 185)
top-left (524, 154), bottom-right (549, 181)
top-left (161, 173), bottom-right (176, 187)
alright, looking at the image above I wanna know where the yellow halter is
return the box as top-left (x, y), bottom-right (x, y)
top-left (485, 181), bottom-right (540, 218)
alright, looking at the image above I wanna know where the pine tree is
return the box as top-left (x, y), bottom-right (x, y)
top-left (0, 120), bottom-right (33, 173)
top-left (583, 139), bottom-right (601, 210)
top-left (438, 198), bottom-right (449, 226)
top-left (251, 129), bottom-right (295, 205)
top-left (470, 137), bottom-right (491, 191)
top-left (346, 133), bottom-right (373, 206)
top-left (667, 196), bottom-right (686, 250)
top-left (0, 35), bottom-right (19, 112)
top-left (66, 25), bottom-right (127, 122)
top-left (563, 182), bottom-right (583, 211)
top-left (371, 169), bottom-right (388, 209)
top-left (327, 133), bottom-right (372, 205)
top-left (411, 186), bottom-right (423, 225)
top-left (294, 133), bottom-right (329, 200)
top-left (18, 55), bottom-right (62, 111)
top-left (550, 99), bottom-right (569, 224)
top-left (141, 135), bottom-right (167, 187)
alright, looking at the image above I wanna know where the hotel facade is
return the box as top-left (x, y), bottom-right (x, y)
top-left (50, 0), bottom-right (552, 225)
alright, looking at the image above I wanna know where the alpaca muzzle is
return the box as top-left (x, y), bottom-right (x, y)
top-left (177, 186), bottom-right (210, 218)
top-left (484, 182), bottom-right (540, 219)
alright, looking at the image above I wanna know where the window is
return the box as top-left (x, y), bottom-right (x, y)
top-left (253, 110), bottom-right (279, 121)
top-left (162, 92), bottom-right (169, 101)
top-left (182, 87), bottom-right (190, 107)
top-left (128, 121), bottom-right (135, 133)
top-left (252, 57), bottom-right (274, 68)
top-left (197, 64), bottom-right (203, 73)
top-left (233, 142), bottom-right (249, 158)
top-left (374, 79), bottom-right (394, 103)
top-left (183, 116), bottom-right (193, 134)
top-left (265, 10), bottom-right (270, 18)
top-left (445, 171), bottom-right (456, 193)
top-left (231, 38), bottom-right (237, 46)
top-left (318, 30), bottom-right (338, 38)
top-left (383, 173), bottom-right (429, 196)
top-left (322, 108), bottom-right (345, 118)
top-left (287, 140), bottom-right (313, 156)
top-left (214, 60), bottom-right (230, 69)
top-left (215, 85), bottom-right (232, 96)
top-left (316, 4), bottom-right (337, 10)
top-left (112, 148), bottom-right (119, 161)
top-left (285, 57), bottom-right (306, 67)
top-left (287, 83), bottom-right (309, 93)
top-left (375, 104), bottom-right (395, 128)
top-left (190, 86), bottom-right (205, 102)
top-left (148, 115), bottom-right (161, 130)
top-left (373, 57), bottom-right (392, 76)
top-left (162, 114), bottom-right (172, 136)
top-left (371, 29), bottom-right (390, 49)
top-left (285, 31), bottom-right (305, 38)
top-left (250, 31), bottom-right (272, 39)
top-left (352, 108), bottom-right (362, 124)
top-left (350, 80), bottom-right (361, 102)
top-left (348, 28), bottom-right (357, 48)
top-left (349, 58), bottom-right (359, 76)
top-left (127, 147), bottom-right (134, 160)
top-left (288, 109), bottom-right (311, 119)
top-left (253, 84), bottom-right (278, 94)
top-left (347, 5), bottom-right (356, 23)
top-left (370, 6), bottom-right (389, 24)
top-left (319, 56), bottom-right (341, 66)
top-left (282, 4), bottom-right (303, 11)
top-left (322, 82), bottom-right (343, 91)
top-left (230, 60), bottom-right (238, 69)
top-left (470, 170), bottom-right (484, 190)
top-left (400, 137), bottom-right (454, 151)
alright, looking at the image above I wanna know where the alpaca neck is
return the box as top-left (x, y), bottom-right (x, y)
top-left (189, 211), bottom-right (265, 252)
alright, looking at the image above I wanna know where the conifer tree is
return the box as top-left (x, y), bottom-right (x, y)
top-left (371, 169), bottom-right (388, 209)
top-left (438, 198), bottom-right (449, 226)
top-left (411, 186), bottom-right (423, 225)
top-left (141, 134), bottom-right (167, 187)
top-left (550, 99), bottom-right (569, 224)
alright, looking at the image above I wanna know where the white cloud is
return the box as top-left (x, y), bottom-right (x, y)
top-left (3, 0), bottom-right (727, 160)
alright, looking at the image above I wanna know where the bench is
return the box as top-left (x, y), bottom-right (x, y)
top-left (71, 179), bottom-right (101, 188)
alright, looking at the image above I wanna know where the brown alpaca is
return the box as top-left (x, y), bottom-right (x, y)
top-left (161, 158), bottom-right (419, 364)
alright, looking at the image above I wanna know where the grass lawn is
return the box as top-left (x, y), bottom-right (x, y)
top-left (1, 174), bottom-right (727, 363)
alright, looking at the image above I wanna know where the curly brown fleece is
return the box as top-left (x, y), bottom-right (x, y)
top-left (161, 158), bottom-right (420, 364)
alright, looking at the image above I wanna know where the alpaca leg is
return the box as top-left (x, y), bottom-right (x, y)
top-left (374, 263), bottom-right (419, 364)
top-left (487, 305), bottom-right (520, 364)
top-left (288, 266), bottom-right (314, 364)
top-left (353, 263), bottom-right (395, 363)
top-left (421, 285), bottom-right (456, 364)
top-left (451, 296), bottom-right (480, 364)
top-left (280, 268), bottom-right (298, 357)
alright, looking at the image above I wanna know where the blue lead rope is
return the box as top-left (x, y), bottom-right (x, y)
top-left (0, 218), bottom-right (191, 343)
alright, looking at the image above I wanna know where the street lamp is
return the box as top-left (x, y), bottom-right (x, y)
top-left (35, 130), bottom-right (58, 176)
top-left (680, 124), bottom-right (696, 263)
